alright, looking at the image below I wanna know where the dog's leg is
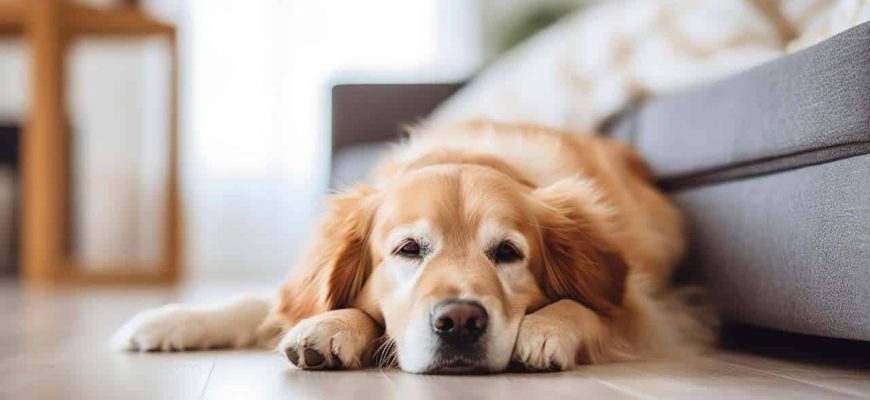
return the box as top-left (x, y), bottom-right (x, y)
top-left (278, 308), bottom-right (382, 370)
top-left (512, 299), bottom-right (613, 371)
top-left (110, 296), bottom-right (271, 352)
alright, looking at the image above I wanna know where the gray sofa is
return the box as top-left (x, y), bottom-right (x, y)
top-left (330, 22), bottom-right (870, 342)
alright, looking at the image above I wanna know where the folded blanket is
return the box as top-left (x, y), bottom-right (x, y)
top-left (429, 0), bottom-right (870, 131)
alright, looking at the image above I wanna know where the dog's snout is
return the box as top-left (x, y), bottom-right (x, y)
top-left (430, 300), bottom-right (488, 347)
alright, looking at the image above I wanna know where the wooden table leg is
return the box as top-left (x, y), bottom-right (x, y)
top-left (22, 0), bottom-right (69, 282)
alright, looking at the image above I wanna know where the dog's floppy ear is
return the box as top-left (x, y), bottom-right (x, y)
top-left (318, 184), bottom-right (379, 309)
top-left (533, 177), bottom-right (628, 317)
top-left (275, 184), bottom-right (379, 325)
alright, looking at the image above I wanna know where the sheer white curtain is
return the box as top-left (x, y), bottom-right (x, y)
top-left (184, 0), bottom-right (482, 280)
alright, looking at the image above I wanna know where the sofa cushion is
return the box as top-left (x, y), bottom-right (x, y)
top-left (608, 22), bottom-right (870, 188)
top-left (673, 154), bottom-right (870, 341)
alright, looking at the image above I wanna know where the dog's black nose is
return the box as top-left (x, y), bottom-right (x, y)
top-left (430, 300), bottom-right (488, 347)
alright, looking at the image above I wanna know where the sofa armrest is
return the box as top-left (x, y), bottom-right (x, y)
top-left (331, 83), bottom-right (463, 152)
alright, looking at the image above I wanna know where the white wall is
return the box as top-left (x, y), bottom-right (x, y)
top-left (68, 38), bottom-right (171, 270)
top-left (184, 0), bottom-right (483, 281)
top-left (0, 40), bottom-right (27, 123)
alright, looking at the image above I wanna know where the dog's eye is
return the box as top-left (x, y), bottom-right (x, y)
top-left (395, 239), bottom-right (422, 258)
top-left (488, 241), bottom-right (522, 264)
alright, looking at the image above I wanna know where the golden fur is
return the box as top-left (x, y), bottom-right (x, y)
top-left (263, 120), bottom-right (714, 372)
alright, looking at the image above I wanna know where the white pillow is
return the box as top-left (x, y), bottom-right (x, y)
top-left (429, 0), bottom-right (867, 132)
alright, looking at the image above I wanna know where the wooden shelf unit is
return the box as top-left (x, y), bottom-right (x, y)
top-left (0, 0), bottom-right (181, 284)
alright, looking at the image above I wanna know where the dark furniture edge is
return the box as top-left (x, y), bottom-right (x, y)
top-left (331, 83), bottom-right (463, 152)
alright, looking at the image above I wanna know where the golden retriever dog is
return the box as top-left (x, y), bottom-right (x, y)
top-left (113, 120), bottom-right (714, 374)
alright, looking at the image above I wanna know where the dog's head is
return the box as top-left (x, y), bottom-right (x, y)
top-left (318, 163), bottom-right (628, 373)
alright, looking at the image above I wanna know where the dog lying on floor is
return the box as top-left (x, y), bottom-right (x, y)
top-left (112, 120), bottom-right (714, 374)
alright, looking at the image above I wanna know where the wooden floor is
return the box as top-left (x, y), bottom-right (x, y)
top-left (1, 281), bottom-right (867, 400)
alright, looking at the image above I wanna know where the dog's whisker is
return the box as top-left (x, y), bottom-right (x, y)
top-left (373, 336), bottom-right (399, 369)
top-left (372, 335), bottom-right (395, 368)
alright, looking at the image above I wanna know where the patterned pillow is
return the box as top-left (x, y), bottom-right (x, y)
top-left (429, 0), bottom-right (870, 132)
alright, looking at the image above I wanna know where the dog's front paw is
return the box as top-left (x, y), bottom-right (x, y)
top-left (111, 305), bottom-right (210, 351)
top-left (512, 313), bottom-right (579, 371)
top-left (279, 310), bottom-right (375, 370)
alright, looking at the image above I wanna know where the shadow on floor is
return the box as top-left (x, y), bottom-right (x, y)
top-left (720, 324), bottom-right (870, 369)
